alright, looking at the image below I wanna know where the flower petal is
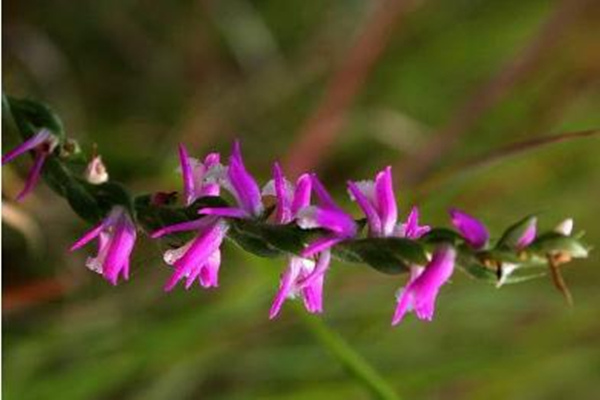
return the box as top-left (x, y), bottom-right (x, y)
top-left (16, 152), bottom-right (48, 201)
top-left (199, 207), bottom-right (249, 219)
top-left (151, 218), bottom-right (212, 239)
top-left (297, 206), bottom-right (356, 237)
top-left (269, 257), bottom-right (302, 319)
top-left (449, 209), bottom-right (489, 249)
top-left (302, 236), bottom-right (343, 257)
top-left (348, 180), bottom-right (382, 236)
top-left (290, 174), bottom-right (312, 217)
top-left (2, 129), bottom-right (53, 165)
top-left (375, 166), bottom-right (398, 236)
top-left (164, 220), bottom-right (228, 291)
top-left (227, 140), bottom-right (263, 217)
top-left (516, 218), bottom-right (537, 249)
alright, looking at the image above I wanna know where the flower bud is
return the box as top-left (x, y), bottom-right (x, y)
top-left (85, 155), bottom-right (108, 184)
top-left (554, 218), bottom-right (573, 236)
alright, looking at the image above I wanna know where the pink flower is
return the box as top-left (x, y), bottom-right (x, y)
top-left (70, 206), bottom-right (137, 285)
top-left (348, 167), bottom-right (430, 239)
top-left (263, 163), bottom-right (332, 318)
top-left (2, 129), bottom-right (59, 200)
top-left (178, 144), bottom-right (220, 205)
top-left (392, 246), bottom-right (456, 325)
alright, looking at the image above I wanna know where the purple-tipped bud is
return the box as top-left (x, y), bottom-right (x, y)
top-left (515, 218), bottom-right (537, 250)
top-left (449, 209), bottom-right (489, 249)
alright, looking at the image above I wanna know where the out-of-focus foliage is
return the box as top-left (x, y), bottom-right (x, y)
top-left (3, 0), bottom-right (600, 399)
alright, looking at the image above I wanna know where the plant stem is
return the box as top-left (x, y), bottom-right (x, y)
top-left (297, 309), bottom-right (401, 400)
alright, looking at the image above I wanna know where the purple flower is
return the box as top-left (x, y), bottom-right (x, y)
top-left (392, 246), bottom-right (456, 325)
top-left (2, 129), bottom-right (59, 200)
top-left (153, 141), bottom-right (264, 291)
top-left (449, 208), bottom-right (489, 249)
top-left (199, 140), bottom-right (264, 219)
top-left (152, 217), bottom-right (229, 291)
top-left (297, 174), bottom-right (357, 256)
top-left (347, 166), bottom-right (397, 236)
top-left (348, 167), bottom-right (429, 239)
top-left (395, 206), bottom-right (431, 239)
top-left (70, 206), bottom-right (137, 285)
top-left (178, 144), bottom-right (220, 205)
top-left (263, 163), bottom-right (331, 318)
top-left (269, 251), bottom-right (331, 319)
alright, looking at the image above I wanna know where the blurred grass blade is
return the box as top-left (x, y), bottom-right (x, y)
top-left (417, 129), bottom-right (600, 193)
top-left (298, 310), bottom-right (401, 400)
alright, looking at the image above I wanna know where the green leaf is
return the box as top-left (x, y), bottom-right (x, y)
top-left (530, 232), bottom-right (589, 258)
top-left (455, 252), bottom-right (497, 282)
top-left (496, 215), bottom-right (537, 249)
top-left (4, 95), bottom-right (65, 139)
top-left (335, 237), bottom-right (428, 275)
top-left (419, 228), bottom-right (463, 245)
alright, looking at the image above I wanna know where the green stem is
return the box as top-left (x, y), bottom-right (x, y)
top-left (296, 309), bottom-right (401, 400)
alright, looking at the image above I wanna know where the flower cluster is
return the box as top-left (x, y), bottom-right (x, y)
top-left (3, 131), bottom-right (587, 325)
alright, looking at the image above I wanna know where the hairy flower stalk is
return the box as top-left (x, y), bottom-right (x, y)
top-left (70, 206), bottom-right (137, 285)
top-left (2, 129), bottom-right (59, 200)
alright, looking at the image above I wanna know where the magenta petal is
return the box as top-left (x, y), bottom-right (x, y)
top-left (302, 237), bottom-right (343, 257)
top-left (449, 209), bottom-right (489, 249)
top-left (228, 140), bottom-right (263, 217)
top-left (516, 218), bottom-right (537, 249)
top-left (410, 246), bottom-right (455, 321)
top-left (298, 206), bottom-right (356, 237)
top-left (273, 162), bottom-right (292, 224)
top-left (178, 144), bottom-right (195, 205)
top-left (16, 152), bottom-right (48, 201)
top-left (348, 181), bottom-right (382, 236)
top-left (70, 223), bottom-right (104, 251)
top-left (310, 174), bottom-right (338, 210)
top-left (403, 206), bottom-right (430, 239)
top-left (2, 129), bottom-right (52, 165)
top-left (375, 167), bottom-right (398, 236)
top-left (199, 207), bottom-right (249, 219)
top-left (164, 220), bottom-right (227, 291)
top-left (392, 284), bottom-right (414, 326)
top-left (197, 153), bottom-right (221, 197)
top-left (151, 218), bottom-right (211, 239)
top-left (269, 258), bottom-right (301, 319)
top-left (102, 215), bottom-right (137, 285)
top-left (298, 249), bottom-right (331, 289)
top-left (291, 174), bottom-right (312, 217)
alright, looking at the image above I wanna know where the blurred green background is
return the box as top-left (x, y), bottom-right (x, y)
top-left (3, 0), bottom-right (600, 399)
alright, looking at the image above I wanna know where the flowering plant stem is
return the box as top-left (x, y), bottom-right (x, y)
top-left (2, 93), bottom-right (591, 317)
